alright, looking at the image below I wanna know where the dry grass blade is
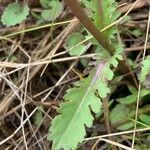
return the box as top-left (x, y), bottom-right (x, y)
top-left (131, 3), bottom-right (150, 148)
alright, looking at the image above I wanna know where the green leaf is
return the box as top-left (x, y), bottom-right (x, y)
top-left (110, 104), bottom-right (130, 124)
top-left (64, 33), bottom-right (87, 56)
top-left (117, 95), bottom-right (137, 104)
top-left (117, 86), bottom-right (150, 104)
top-left (132, 29), bottom-right (143, 37)
top-left (141, 89), bottom-right (150, 97)
top-left (40, 0), bottom-right (51, 8)
top-left (139, 114), bottom-right (150, 124)
top-left (117, 122), bottom-right (134, 130)
top-left (1, 3), bottom-right (29, 27)
top-left (80, 58), bottom-right (89, 67)
top-left (41, 1), bottom-right (63, 21)
top-left (127, 59), bottom-right (137, 69)
top-left (49, 48), bottom-right (123, 149)
top-left (48, 83), bottom-right (102, 150)
top-left (110, 104), bottom-right (133, 130)
top-left (94, 45), bottom-right (110, 60)
top-left (117, 86), bottom-right (137, 104)
top-left (128, 86), bottom-right (137, 94)
top-left (140, 57), bottom-right (150, 83)
top-left (34, 107), bottom-right (43, 126)
top-left (83, 0), bottom-right (120, 39)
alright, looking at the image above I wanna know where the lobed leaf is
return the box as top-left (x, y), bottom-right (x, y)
top-left (1, 3), bottom-right (29, 27)
top-left (41, 1), bottom-right (63, 21)
top-left (48, 82), bottom-right (102, 150)
top-left (83, 0), bottom-right (121, 39)
top-left (49, 49), bottom-right (123, 149)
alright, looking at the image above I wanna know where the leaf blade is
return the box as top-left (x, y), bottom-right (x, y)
top-left (1, 3), bottom-right (29, 27)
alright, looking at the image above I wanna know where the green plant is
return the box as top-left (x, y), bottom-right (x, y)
top-left (139, 114), bottom-right (150, 125)
top-left (36, 0), bottom-right (63, 23)
top-left (110, 85), bottom-right (150, 131)
top-left (48, 0), bottom-right (124, 149)
top-left (40, 0), bottom-right (63, 22)
top-left (0, 0), bottom-right (149, 149)
top-left (116, 86), bottom-right (150, 105)
top-left (1, 3), bottom-right (29, 27)
top-left (34, 106), bottom-right (43, 126)
top-left (64, 33), bottom-right (87, 56)
top-left (110, 103), bottom-right (134, 131)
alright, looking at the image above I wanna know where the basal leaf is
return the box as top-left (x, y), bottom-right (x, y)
top-left (1, 3), bottom-right (29, 27)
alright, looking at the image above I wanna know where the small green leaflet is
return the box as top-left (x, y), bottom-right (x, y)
top-left (1, 3), bottom-right (29, 27)
top-left (41, 1), bottom-right (63, 21)
top-left (34, 106), bottom-right (43, 126)
top-left (64, 33), bottom-right (87, 56)
top-left (140, 56), bottom-right (150, 83)
top-left (131, 29), bottom-right (143, 37)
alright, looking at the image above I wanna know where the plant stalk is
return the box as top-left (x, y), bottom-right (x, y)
top-left (64, 0), bottom-right (114, 56)
top-left (64, 0), bottom-right (137, 87)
